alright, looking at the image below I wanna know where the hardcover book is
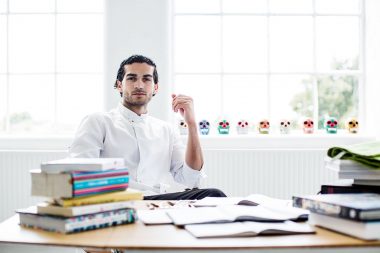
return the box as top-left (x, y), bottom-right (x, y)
top-left (17, 206), bottom-right (136, 234)
top-left (292, 193), bottom-right (380, 221)
top-left (31, 169), bottom-right (129, 198)
top-left (309, 212), bottom-right (380, 240)
top-left (40, 158), bottom-right (125, 173)
top-left (55, 188), bottom-right (143, 207)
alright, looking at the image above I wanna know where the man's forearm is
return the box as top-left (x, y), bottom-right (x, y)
top-left (185, 122), bottom-right (204, 171)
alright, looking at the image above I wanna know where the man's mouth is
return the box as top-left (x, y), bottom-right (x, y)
top-left (132, 92), bottom-right (146, 96)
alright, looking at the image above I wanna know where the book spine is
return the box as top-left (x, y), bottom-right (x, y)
top-left (73, 176), bottom-right (129, 190)
top-left (59, 192), bottom-right (143, 207)
top-left (65, 208), bottom-right (136, 233)
top-left (73, 184), bottom-right (128, 197)
top-left (72, 169), bottom-right (129, 180)
top-left (292, 196), bottom-right (370, 221)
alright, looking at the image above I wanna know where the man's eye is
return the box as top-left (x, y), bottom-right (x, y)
top-left (143, 78), bottom-right (152, 82)
top-left (127, 77), bottom-right (136, 81)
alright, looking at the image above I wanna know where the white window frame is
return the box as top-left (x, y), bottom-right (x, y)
top-left (172, 0), bottom-right (366, 132)
top-left (0, 0), bottom-right (104, 135)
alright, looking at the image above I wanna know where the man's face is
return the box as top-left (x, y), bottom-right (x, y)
top-left (117, 63), bottom-right (158, 107)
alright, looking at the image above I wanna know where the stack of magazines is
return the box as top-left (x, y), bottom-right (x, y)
top-left (17, 158), bottom-right (143, 234)
top-left (293, 193), bottom-right (380, 240)
top-left (325, 141), bottom-right (380, 186)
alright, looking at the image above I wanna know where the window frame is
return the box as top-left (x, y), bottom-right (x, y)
top-left (171, 0), bottom-right (366, 132)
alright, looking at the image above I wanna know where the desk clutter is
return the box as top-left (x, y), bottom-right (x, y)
top-left (293, 141), bottom-right (380, 240)
top-left (17, 158), bottom-right (143, 233)
top-left (138, 194), bottom-right (315, 238)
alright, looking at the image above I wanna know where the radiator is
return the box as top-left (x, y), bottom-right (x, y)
top-left (0, 149), bottom-right (337, 222)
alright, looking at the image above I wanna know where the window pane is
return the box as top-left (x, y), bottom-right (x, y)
top-left (174, 75), bottom-right (221, 125)
top-left (0, 0), bottom-right (7, 13)
top-left (9, 0), bottom-right (54, 13)
top-left (269, 0), bottom-right (312, 13)
top-left (223, 16), bottom-right (267, 73)
top-left (9, 14), bottom-right (55, 73)
top-left (175, 0), bottom-right (220, 13)
top-left (0, 75), bottom-right (6, 132)
top-left (270, 17), bottom-right (313, 72)
top-left (0, 16), bottom-right (6, 73)
top-left (222, 0), bottom-right (267, 14)
top-left (316, 0), bottom-right (360, 14)
top-left (316, 17), bottom-right (359, 71)
top-left (174, 16), bottom-right (221, 73)
top-left (317, 75), bottom-right (358, 129)
top-left (57, 14), bottom-right (104, 73)
top-left (9, 74), bottom-right (55, 133)
top-left (56, 74), bottom-right (103, 132)
top-left (270, 75), bottom-right (314, 130)
top-left (223, 75), bottom-right (268, 126)
top-left (57, 0), bottom-right (104, 13)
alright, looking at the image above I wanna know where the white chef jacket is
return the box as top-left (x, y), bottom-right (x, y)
top-left (68, 103), bottom-right (203, 195)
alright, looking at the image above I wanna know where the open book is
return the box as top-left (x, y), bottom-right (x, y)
top-left (166, 205), bottom-right (308, 226)
top-left (193, 194), bottom-right (293, 207)
top-left (185, 220), bottom-right (315, 238)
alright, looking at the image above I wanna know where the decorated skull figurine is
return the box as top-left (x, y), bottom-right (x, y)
top-left (302, 118), bottom-right (314, 134)
top-left (279, 119), bottom-right (291, 134)
top-left (258, 119), bottom-right (270, 134)
top-left (199, 120), bottom-right (210, 135)
top-left (346, 118), bottom-right (359, 134)
top-left (178, 119), bottom-right (188, 135)
top-left (218, 120), bottom-right (230, 134)
top-left (324, 117), bottom-right (338, 134)
top-left (236, 120), bottom-right (249, 135)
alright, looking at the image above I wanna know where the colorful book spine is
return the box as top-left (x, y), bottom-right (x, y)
top-left (57, 189), bottom-right (143, 207)
top-left (73, 176), bottom-right (129, 190)
top-left (73, 183), bottom-right (129, 197)
top-left (292, 196), bottom-right (380, 221)
top-left (72, 169), bottom-right (129, 180)
top-left (19, 208), bottom-right (136, 234)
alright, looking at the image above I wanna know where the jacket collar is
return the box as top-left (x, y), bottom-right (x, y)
top-left (117, 102), bottom-right (148, 122)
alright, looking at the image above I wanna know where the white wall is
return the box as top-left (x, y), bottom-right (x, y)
top-left (104, 0), bottom-right (172, 121)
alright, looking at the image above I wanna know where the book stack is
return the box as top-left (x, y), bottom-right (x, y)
top-left (325, 158), bottom-right (380, 187)
top-left (18, 158), bottom-right (143, 234)
top-left (324, 141), bottom-right (380, 192)
top-left (293, 193), bottom-right (380, 240)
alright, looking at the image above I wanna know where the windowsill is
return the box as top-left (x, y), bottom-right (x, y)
top-left (0, 133), bottom-right (376, 150)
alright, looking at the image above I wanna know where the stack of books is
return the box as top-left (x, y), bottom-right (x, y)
top-left (324, 141), bottom-right (380, 192)
top-left (293, 193), bottom-right (380, 240)
top-left (325, 158), bottom-right (380, 186)
top-left (17, 158), bottom-right (143, 234)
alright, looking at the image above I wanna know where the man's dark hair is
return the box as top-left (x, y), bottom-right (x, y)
top-left (114, 55), bottom-right (159, 96)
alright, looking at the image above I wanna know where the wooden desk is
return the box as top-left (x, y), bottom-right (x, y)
top-left (1, 213), bottom-right (380, 253)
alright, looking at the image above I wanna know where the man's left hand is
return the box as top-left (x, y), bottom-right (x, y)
top-left (172, 94), bottom-right (196, 126)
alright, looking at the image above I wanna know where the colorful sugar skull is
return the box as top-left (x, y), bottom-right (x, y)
top-left (258, 119), bottom-right (270, 134)
top-left (346, 118), bottom-right (359, 134)
top-left (324, 117), bottom-right (338, 134)
top-left (199, 120), bottom-right (210, 135)
top-left (279, 119), bottom-right (291, 134)
top-left (218, 120), bottom-right (230, 134)
top-left (178, 119), bottom-right (188, 135)
top-left (236, 120), bottom-right (249, 135)
top-left (302, 118), bottom-right (314, 134)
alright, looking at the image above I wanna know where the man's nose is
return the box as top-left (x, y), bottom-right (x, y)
top-left (134, 79), bottom-right (144, 88)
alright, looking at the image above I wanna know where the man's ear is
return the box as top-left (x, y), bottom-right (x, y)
top-left (116, 80), bottom-right (122, 92)
top-left (152, 83), bottom-right (158, 96)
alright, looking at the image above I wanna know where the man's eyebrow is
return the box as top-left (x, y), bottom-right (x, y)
top-left (126, 73), bottom-right (137, 77)
top-left (143, 74), bottom-right (153, 78)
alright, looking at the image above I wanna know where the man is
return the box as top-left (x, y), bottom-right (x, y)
top-left (69, 55), bottom-right (226, 200)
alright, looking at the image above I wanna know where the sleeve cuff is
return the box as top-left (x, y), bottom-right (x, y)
top-left (182, 162), bottom-right (207, 188)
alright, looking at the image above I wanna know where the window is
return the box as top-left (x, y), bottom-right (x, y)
top-left (0, 0), bottom-right (104, 135)
top-left (173, 0), bottom-right (363, 132)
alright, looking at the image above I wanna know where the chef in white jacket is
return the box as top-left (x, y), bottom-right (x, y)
top-left (69, 55), bottom-right (226, 200)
